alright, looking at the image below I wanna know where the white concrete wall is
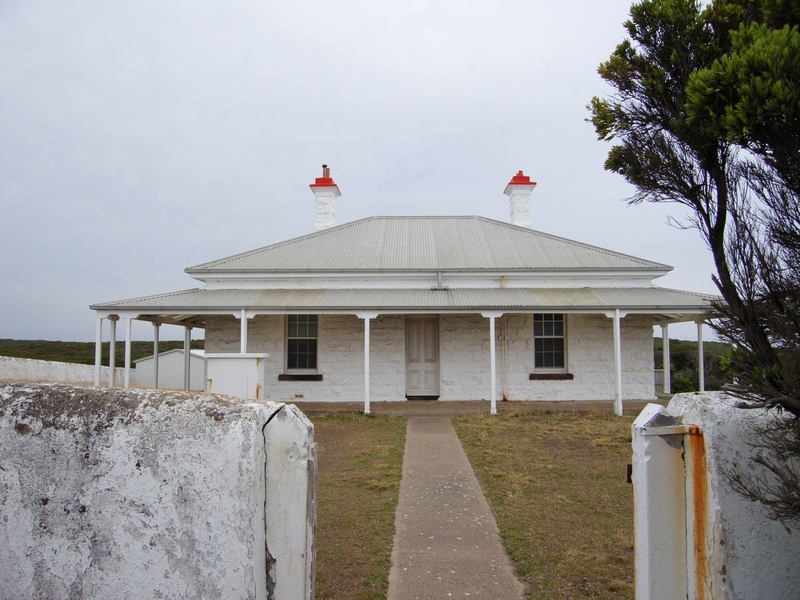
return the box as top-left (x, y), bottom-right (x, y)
top-left (632, 393), bottom-right (800, 600)
top-left (0, 356), bottom-right (124, 386)
top-left (133, 351), bottom-right (205, 391)
top-left (0, 382), bottom-right (316, 600)
top-left (206, 313), bottom-right (654, 402)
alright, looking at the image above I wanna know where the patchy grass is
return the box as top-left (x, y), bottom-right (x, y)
top-left (453, 411), bottom-right (635, 600)
top-left (311, 413), bottom-right (407, 600)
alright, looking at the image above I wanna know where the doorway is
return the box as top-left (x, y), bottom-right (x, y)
top-left (406, 316), bottom-right (440, 398)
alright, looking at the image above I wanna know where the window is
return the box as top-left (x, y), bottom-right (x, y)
top-left (287, 315), bottom-right (318, 370)
top-left (533, 314), bottom-right (565, 369)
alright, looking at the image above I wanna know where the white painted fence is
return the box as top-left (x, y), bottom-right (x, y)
top-left (654, 368), bottom-right (664, 393)
top-left (0, 383), bottom-right (316, 600)
top-left (632, 392), bottom-right (800, 599)
top-left (0, 355), bottom-right (124, 385)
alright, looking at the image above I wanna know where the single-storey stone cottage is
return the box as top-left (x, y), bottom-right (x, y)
top-left (91, 168), bottom-right (711, 414)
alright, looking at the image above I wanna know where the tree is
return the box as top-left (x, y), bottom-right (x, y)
top-left (589, 0), bottom-right (780, 398)
top-left (683, 10), bottom-right (800, 415)
top-left (590, 0), bottom-right (800, 521)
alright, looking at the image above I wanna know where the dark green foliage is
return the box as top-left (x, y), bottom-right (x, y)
top-left (687, 22), bottom-right (800, 193)
top-left (671, 375), bottom-right (696, 393)
top-left (654, 337), bottom-right (733, 391)
top-left (0, 339), bottom-right (204, 367)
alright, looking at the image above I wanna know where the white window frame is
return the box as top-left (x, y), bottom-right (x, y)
top-left (532, 313), bottom-right (568, 373)
top-left (285, 314), bottom-right (319, 373)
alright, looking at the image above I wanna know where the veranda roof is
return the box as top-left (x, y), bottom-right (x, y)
top-left (91, 286), bottom-right (713, 318)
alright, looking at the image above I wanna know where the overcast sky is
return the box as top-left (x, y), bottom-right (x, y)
top-left (0, 1), bottom-right (716, 342)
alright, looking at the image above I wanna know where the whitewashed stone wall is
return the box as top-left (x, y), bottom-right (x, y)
top-left (0, 383), bottom-right (316, 600)
top-left (206, 314), bottom-right (406, 402)
top-left (366, 315), bottom-right (407, 400)
top-left (632, 393), bottom-right (800, 599)
top-left (0, 356), bottom-right (124, 386)
top-left (439, 314), bottom-right (492, 400)
top-left (442, 313), bottom-right (653, 401)
top-left (206, 312), bottom-right (654, 402)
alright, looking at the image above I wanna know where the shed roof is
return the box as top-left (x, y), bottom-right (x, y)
top-left (186, 217), bottom-right (671, 273)
top-left (133, 349), bottom-right (205, 364)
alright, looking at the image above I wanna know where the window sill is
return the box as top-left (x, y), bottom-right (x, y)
top-left (278, 374), bottom-right (323, 382)
top-left (529, 373), bottom-right (574, 380)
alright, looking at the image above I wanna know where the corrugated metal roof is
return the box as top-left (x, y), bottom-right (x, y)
top-left (186, 217), bottom-right (671, 273)
top-left (92, 286), bottom-right (713, 312)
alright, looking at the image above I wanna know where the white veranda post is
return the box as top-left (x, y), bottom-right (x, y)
top-left (183, 326), bottom-right (192, 392)
top-left (108, 315), bottom-right (118, 388)
top-left (94, 316), bottom-right (103, 386)
top-left (606, 310), bottom-right (626, 417)
top-left (697, 321), bottom-right (705, 392)
top-left (482, 312), bottom-right (503, 415)
top-left (239, 309), bottom-right (248, 354)
top-left (357, 313), bottom-right (378, 415)
top-left (153, 321), bottom-right (160, 389)
top-left (124, 317), bottom-right (132, 389)
top-left (662, 324), bottom-right (671, 394)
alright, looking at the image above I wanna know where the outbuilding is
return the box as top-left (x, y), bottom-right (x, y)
top-left (91, 168), bottom-right (712, 414)
top-left (132, 349), bottom-right (205, 391)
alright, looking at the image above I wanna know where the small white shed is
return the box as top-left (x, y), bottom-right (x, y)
top-left (133, 349), bottom-right (205, 391)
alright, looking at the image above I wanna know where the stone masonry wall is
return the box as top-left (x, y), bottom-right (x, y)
top-left (504, 313), bottom-right (654, 401)
top-left (439, 314), bottom-right (491, 400)
top-left (206, 314), bottom-right (406, 402)
top-left (0, 383), bottom-right (316, 600)
top-left (206, 313), bottom-right (654, 402)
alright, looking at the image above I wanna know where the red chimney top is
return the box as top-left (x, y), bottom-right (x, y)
top-left (503, 170), bottom-right (537, 196)
top-left (310, 163), bottom-right (340, 190)
top-left (507, 170), bottom-right (535, 186)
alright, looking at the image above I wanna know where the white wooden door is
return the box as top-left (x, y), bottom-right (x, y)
top-left (406, 317), bottom-right (439, 397)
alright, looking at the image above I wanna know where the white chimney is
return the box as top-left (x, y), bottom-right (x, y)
top-left (310, 164), bottom-right (341, 231)
top-left (503, 170), bottom-right (537, 228)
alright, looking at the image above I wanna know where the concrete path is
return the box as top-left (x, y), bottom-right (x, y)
top-left (387, 417), bottom-right (525, 600)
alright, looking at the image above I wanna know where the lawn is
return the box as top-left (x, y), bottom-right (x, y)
top-left (310, 413), bottom-right (407, 600)
top-left (453, 411), bottom-right (636, 600)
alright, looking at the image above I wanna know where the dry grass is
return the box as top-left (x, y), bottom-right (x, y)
top-left (311, 413), bottom-right (407, 600)
top-left (453, 411), bottom-right (636, 600)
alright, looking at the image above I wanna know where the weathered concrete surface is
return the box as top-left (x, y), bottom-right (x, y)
top-left (633, 392), bottom-right (800, 600)
top-left (0, 382), bottom-right (316, 600)
top-left (388, 417), bottom-right (524, 600)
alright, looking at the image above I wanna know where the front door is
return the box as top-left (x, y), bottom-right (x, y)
top-left (406, 316), bottom-right (440, 398)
